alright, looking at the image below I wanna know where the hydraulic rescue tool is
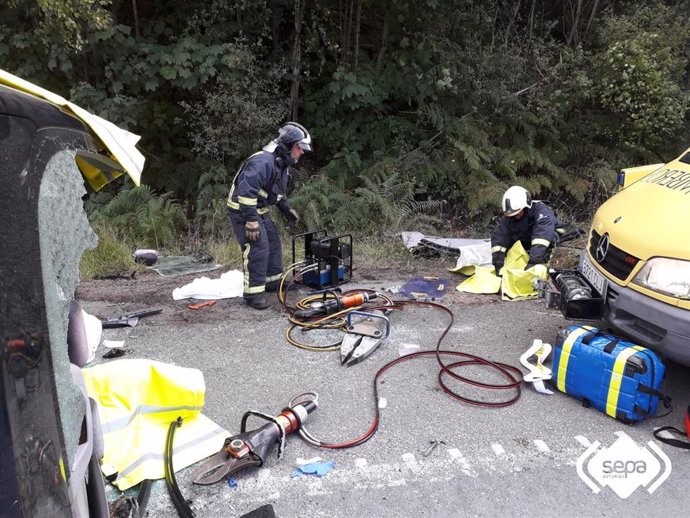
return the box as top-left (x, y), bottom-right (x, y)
top-left (293, 291), bottom-right (379, 318)
top-left (340, 310), bottom-right (391, 366)
top-left (192, 398), bottom-right (317, 485)
top-left (100, 307), bottom-right (163, 328)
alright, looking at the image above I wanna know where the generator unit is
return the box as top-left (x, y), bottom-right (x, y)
top-left (292, 230), bottom-right (353, 289)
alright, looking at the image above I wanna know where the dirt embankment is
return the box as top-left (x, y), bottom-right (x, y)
top-left (75, 241), bottom-right (581, 327)
top-left (75, 261), bottom-right (501, 327)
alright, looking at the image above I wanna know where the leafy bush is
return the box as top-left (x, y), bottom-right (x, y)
top-left (181, 46), bottom-right (289, 165)
top-left (592, 6), bottom-right (690, 150)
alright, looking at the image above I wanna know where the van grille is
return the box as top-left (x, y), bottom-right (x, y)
top-left (589, 231), bottom-right (640, 281)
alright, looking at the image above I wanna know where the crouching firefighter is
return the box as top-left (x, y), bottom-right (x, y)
top-left (227, 122), bottom-right (312, 310)
top-left (491, 185), bottom-right (564, 274)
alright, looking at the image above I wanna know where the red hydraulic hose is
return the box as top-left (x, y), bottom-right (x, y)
top-left (308, 300), bottom-right (523, 449)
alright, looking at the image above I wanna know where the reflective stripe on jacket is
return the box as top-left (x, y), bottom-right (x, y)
top-left (227, 150), bottom-right (292, 222)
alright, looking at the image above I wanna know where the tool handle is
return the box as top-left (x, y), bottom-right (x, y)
top-left (339, 292), bottom-right (373, 310)
top-left (122, 307), bottom-right (163, 319)
top-left (101, 307), bottom-right (163, 323)
top-left (293, 306), bottom-right (325, 318)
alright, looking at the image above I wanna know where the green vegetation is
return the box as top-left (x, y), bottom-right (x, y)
top-left (2, 1), bottom-right (689, 276)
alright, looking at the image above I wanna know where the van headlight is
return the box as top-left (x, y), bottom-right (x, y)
top-left (632, 258), bottom-right (690, 299)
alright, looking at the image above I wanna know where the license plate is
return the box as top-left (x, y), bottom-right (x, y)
top-left (581, 257), bottom-right (608, 299)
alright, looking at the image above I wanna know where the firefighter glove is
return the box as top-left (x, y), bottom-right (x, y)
top-left (492, 252), bottom-right (506, 276)
top-left (245, 221), bottom-right (261, 242)
top-left (285, 208), bottom-right (300, 225)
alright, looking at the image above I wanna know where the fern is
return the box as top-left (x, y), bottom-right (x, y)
top-left (289, 170), bottom-right (443, 236)
top-left (93, 186), bottom-right (188, 249)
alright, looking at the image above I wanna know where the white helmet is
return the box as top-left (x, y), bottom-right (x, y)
top-left (502, 186), bottom-right (532, 216)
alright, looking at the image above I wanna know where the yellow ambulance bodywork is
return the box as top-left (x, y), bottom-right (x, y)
top-left (581, 148), bottom-right (690, 365)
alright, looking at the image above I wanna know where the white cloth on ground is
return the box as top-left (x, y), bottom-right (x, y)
top-left (172, 270), bottom-right (244, 300)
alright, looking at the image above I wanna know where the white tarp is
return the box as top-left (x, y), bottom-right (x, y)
top-left (400, 231), bottom-right (492, 269)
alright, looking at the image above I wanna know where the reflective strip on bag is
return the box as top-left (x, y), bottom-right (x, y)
top-left (556, 326), bottom-right (594, 393)
top-left (606, 345), bottom-right (646, 417)
top-left (100, 404), bottom-right (203, 434)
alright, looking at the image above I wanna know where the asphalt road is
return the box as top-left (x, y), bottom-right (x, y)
top-left (90, 279), bottom-right (690, 518)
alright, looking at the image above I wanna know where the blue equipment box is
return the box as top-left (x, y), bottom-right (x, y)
top-left (302, 265), bottom-right (345, 287)
top-left (552, 325), bottom-right (668, 423)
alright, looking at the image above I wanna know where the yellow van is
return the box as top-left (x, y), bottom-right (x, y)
top-left (580, 149), bottom-right (690, 365)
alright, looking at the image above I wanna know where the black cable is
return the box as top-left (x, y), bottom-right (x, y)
top-left (164, 417), bottom-right (195, 518)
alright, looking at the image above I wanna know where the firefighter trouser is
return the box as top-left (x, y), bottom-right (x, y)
top-left (228, 210), bottom-right (283, 297)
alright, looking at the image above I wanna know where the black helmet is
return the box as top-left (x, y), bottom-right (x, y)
top-left (277, 122), bottom-right (312, 152)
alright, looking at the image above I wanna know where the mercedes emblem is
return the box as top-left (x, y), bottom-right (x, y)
top-left (595, 233), bottom-right (610, 263)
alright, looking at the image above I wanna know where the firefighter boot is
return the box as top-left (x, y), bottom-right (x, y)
top-left (265, 280), bottom-right (298, 292)
top-left (244, 293), bottom-right (269, 310)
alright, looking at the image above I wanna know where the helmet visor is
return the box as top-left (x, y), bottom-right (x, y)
top-left (298, 141), bottom-right (312, 151)
top-left (504, 208), bottom-right (522, 217)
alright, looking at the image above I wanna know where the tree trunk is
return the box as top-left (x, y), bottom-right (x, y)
top-left (353, 0), bottom-right (362, 70)
top-left (528, 0), bottom-right (537, 42)
top-left (271, 6), bottom-right (281, 58)
top-left (132, 0), bottom-right (140, 38)
top-left (290, 0), bottom-right (307, 120)
top-left (375, 1), bottom-right (391, 73)
top-left (342, 0), bottom-right (354, 63)
top-left (582, 0), bottom-right (601, 44)
top-left (505, 0), bottom-right (522, 47)
top-left (565, 0), bottom-right (583, 47)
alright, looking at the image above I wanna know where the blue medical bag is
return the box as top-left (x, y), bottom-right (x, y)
top-left (552, 325), bottom-right (669, 423)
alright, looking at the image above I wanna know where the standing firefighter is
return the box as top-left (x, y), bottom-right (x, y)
top-left (227, 122), bottom-right (311, 310)
top-left (491, 186), bottom-right (563, 273)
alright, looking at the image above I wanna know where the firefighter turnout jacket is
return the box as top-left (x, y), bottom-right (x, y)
top-left (227, 149), bottom-right (294, 221)
top-left (491, 201), bottom-right (562, 270)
